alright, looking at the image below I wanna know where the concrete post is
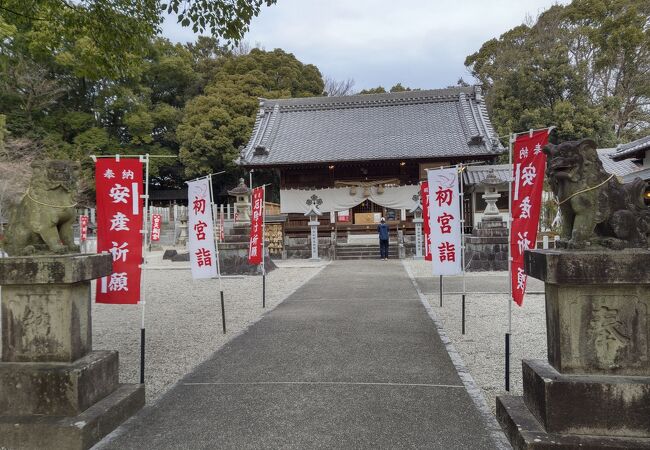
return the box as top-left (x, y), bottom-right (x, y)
top-left (309, 217), bottom-right (320, 261)
top-left (397, 229), bottom-right (405, 259)
top-left (413, 217), bottom-right (424, 259)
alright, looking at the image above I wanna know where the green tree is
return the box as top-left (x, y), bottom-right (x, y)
top-left (0, 0), bottom-right (277, 77)
top-left (466, 0), bottom-right (649, 145)
top-left (359, 86), bottom-right (387, 94)
top-left (177, 48), bottom-right (324, 178)
top-left (359, 84), bottom-right (413, 94)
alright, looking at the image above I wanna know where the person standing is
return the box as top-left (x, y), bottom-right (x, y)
top-left (377, 217), bottom-right (389, 260)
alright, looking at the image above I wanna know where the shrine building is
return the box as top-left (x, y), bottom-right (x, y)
top-left (238, 86), bottom-right (504, 257)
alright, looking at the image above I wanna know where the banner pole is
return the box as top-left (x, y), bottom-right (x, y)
top-left (459, 164), bottom-right (467, 335)
top-left (506, 134), bottom-right (514, 391)
top-left (262, 185), bottom-right (266, 308)
top-left (139, 154), bottom-right (150, 385)
top-left (439, 275), bottom-right (443, 307)
top-left (208, 174), bottom-right (226, 334)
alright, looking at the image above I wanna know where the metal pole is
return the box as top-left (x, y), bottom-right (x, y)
top-left (185, 170), bottom-right (226, 185)
top-left (208, 174), bottom-right (226, 334)
top-left (459, 164), bottom-right (467, 334)
top-left (505, 333), bottom-right (510, 391)
top-left (139, 154), bottom-right (150, 385)
top-left (220, 291), bottom-right (226, 334)
top-left (262, 185), bottom-right (266, 308)
top-left (462, 294), bottom-right (466, 335)
top-left (506, 133), bottom-right (514, 392)
top-left (439, 275), bottom-right (443, 307)
top-left (91, 154), bottom-right (178, 160)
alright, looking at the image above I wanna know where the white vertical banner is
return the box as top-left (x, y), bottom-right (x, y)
top-left (427, 168), bottom-right (462, 275)
top-left (188, 179), bottom-right (218, 279)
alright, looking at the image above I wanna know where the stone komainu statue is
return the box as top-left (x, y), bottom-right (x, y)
top-left (544, 138), bottom-right (650, 249)
top-left (2, 160), bottom-right (81, 256)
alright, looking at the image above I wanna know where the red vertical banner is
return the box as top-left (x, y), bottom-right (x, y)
top-left (248, 187), bottom-right (264, 265)
top-left (79, 215), bottom-right (89, 242)
top-left (420, 182), bottom-right (432, 261)
top-left (95, 158), bottom-right (144, 304)
top-left (510, 130), bottom-right (550, 306)
top-left (151, 214), bottom-right (162, 241)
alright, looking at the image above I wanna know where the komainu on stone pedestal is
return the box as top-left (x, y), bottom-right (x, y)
top-left (2, 159), bottom-right (81, 256)
top-left (497, 249), bottom-right (650, 449)
top-left (0, 255), bottom-right (144, 450)
top-left (544, 138), bottom-right (649, 249)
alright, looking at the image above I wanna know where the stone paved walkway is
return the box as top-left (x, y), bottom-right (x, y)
top-left (95, 260), bottom-right (501, 449)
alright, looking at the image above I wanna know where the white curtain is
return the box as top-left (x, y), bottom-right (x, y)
top-left (280, 185), bottom-right (420, 214)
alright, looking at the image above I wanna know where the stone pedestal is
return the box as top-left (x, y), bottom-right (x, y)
top-left (0, 254), bottom-right (144, 450)
top-left (218, 223), bottom-right (277, 274)
top-left (464, 216), bottom-right (508, 271)
top-left (497, 249), bottom-right (650, 449)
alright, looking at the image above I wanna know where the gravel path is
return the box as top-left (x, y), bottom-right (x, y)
top-left (403, 259), bottom-right (547, 415)
top-left (92, 256), bottom-right (327, 403)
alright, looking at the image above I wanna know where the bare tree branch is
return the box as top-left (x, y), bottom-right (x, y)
top-left (323, 76), bottom-right (355, 96)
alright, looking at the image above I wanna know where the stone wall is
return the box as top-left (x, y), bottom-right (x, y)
top-left (285, 236), bottom-right (333, 259)
top-left (464, 218), bottom-right (508, 271)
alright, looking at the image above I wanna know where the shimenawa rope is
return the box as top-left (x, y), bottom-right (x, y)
top-left (25, 188), bottom-right (78, 208)
top-left (556, 174), bottom-right (614, 206)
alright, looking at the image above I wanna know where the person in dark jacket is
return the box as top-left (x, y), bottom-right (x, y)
top-left (377, 217), bottom-right (389, 260)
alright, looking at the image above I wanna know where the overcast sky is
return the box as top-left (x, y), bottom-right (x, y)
top-left (162, 0), bottom-right (569, 91)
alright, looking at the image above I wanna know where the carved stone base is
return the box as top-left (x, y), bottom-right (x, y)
top-left (0, 254), bottom-right (111, 363)
top-left (0, 351), bottom-right (119, 416)
top-left (498, 249), bottom-right (650, 450)
top-left (0, 254), bottom-right (143, 449)
top-left (0, 384), bottom-right (144, 450)
top-left (522, 359), bottom-right (650, 437)
top-left (497, 395), bottom-right (650, 449)
top-left (524, 249), bottom-right (650, 375)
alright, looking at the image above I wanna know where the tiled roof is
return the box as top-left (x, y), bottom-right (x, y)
top-left (239, 86), bottom-right (504, 167)
top-left (623, 166), bottom-right (650, 183)
top-left (463, 164), bottom-right (511, 185)
top-left (597, 148), bottom-right (640, 176)
top-left (462, 149), bottom-right (640, 187)
top-left (610, 135), bottom-right (650, 161)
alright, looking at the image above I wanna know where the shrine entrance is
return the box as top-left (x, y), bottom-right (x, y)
top-left (340, 200), bottom-right (402, 226)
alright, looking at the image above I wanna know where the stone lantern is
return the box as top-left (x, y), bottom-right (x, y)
top-left (227, 178), bottom-right (252, 223)
top-left (478, 169), bottom-right (505, 223)
top-left (177, 207), bottom-right (189, 247)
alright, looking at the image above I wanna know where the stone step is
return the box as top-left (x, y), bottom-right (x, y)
top-left (336, 254), bottom-right (398, 260)
top-left (336, 244), bottom-right (396, 249)
top-left (335, 248), bottom-right (398, 255)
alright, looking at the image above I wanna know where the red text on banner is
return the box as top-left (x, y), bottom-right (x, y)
top-left (188, 179), bottom-right (218, 279)
top-left (427, 168), bottom-right (462, 275)
top-left (420, 182), bottom-right (432, 261)
top-left (79, 215), bottom-right (89, 242)
top-left (151, 214), bottom-right (162, 242)
top-left (510, 130), bottom-right (550, 306)
top-left (248, 187), bottom-right (264, 265)
top-left (95, 158), bottom-right (143, 304)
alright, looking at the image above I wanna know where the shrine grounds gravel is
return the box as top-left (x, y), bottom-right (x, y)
top-left (403, 259), bottom-right (547, 415)
top-left (92, 255), bottom-right (327, 403)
